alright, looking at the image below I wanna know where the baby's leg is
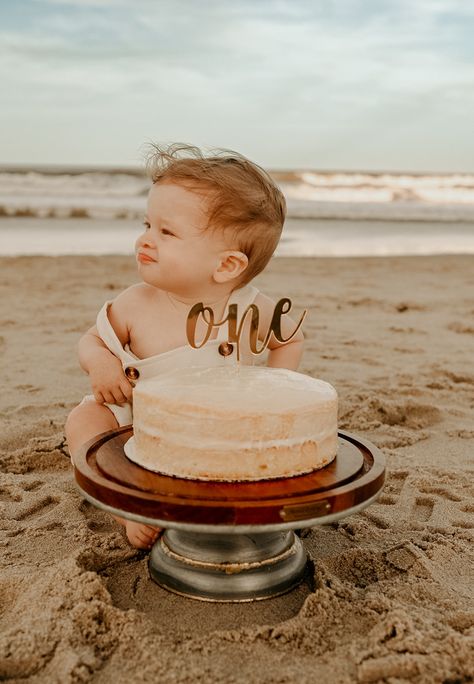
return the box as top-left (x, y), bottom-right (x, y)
top-left (65, 400), bottom-right (161, 549)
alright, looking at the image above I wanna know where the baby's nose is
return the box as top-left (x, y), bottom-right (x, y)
top-left (139, 233), bottom-right (155, 248)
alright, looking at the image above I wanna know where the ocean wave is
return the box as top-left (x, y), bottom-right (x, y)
top-left (1, 168), bottom-right (474, 222)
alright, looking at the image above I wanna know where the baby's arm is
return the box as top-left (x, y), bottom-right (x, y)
top-left (78, 289), bottom-right (136, 405)
top-left (254, 293), bottom-right (305, 371)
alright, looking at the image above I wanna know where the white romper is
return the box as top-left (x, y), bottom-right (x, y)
top-left (81, 285), bottom-right (259, 426)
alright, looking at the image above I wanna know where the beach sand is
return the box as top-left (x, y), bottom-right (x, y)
top-left (0, 254), bottom-right (473, 683)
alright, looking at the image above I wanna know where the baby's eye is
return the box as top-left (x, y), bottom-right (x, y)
top-left (143, 220), bottom-right (151, 230)
top-left (161, 228), bottom-right (175, 236)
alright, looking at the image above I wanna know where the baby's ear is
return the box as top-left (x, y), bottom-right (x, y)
top-left (213, 250), bottom-right (248, 283)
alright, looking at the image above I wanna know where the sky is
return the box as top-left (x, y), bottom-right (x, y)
top-left (1, 0), bottom-right (473, 172)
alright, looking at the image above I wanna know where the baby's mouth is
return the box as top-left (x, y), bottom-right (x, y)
top-left (137, 252), bottom-right (157, 263)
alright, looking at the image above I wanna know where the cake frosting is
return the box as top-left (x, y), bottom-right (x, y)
top-left (125, 365), bottom-right (338, 481)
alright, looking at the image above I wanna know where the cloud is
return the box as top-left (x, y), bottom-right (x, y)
top-left (0, 0), bottom-right (473, 168)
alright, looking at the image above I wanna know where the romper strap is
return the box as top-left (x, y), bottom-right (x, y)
top-left (96, 301), bottom-right (137, 363)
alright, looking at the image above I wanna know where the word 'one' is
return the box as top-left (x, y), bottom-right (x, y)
top-left (186, 298), bottom-right (307, 361)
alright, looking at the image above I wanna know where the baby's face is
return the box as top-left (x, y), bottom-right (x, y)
top-left (135, 182), bottom-right (230, 296)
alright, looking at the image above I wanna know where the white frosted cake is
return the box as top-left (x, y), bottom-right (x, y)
top-left (125, 366), bottom-right (338, 481)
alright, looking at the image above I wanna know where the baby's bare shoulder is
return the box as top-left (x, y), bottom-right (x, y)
top-left (112, 283), bottom-right (157, 308)
top-left (112, 283), bottom-right (166, 316)
top-left (106, 285), bottom-right (162, 344)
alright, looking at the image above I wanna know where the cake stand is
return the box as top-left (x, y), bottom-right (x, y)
top-left (74, 428), bottom-right (385, 602)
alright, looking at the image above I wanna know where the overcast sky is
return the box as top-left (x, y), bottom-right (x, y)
top-left (1, 0), bottom-right (473, 172)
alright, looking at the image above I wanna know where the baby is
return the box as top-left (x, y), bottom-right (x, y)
top-left (65, 143), bottom-right (304, 549)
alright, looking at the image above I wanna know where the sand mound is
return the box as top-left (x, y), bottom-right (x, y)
top-left (339, 394), bottom-right (443, 449)
top-left (340, 395), bottom-right (442, 431)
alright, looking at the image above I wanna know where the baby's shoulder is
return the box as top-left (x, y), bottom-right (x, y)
top-left (112, 283), bottom-right (158, 307)
top-left (106, 285), bottom-right (162, 339)
top-left (110, 284), bottom-right (164, 320)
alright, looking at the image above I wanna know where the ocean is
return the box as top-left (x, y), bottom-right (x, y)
top-left (1, 167), bottom-right (473, 257)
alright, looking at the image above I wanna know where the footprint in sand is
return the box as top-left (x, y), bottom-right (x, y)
top-left (387, 470), bottom-right (409, 492)
top-left (412, 497), bottom-right (435, 523)
top-left (79, 499), bottom-right (117, 534)
top-left (394, 301), bottom-right (426, 312)
top-left (416, 484), bottom-right (462, 502)
top-left (357, 471), bottom-right (409, 529)
top-left (451, 520), bottom-right (474, 529)
top-left (346, 297), bottom-right (386, 308)
top-left (0, 486), bottom-right (23, 503)
top-left (13, 384), bottom-right (42, 394)
top-left (0, 480), bottom-right (44, 505)
top-left (435, 368), bottom-right (474, 386)
top-left (393, 346), bottom-right (424, 354)
top-left (360, 356), bottom-right (385, 366)
top-left (446, 429), bottom-right (474, 439)
top-left (13, 495), bottom-right (60, 522)
top-left (340, 396), bottom-right (442, 432)
top-left (22, 480), bottom-right (44, 492)
top-left (375, 493), bottom-right (397, 506)
top-left (447, 321), bottom-right (474, 335)
top-left (389, 326), bottom-right (427, 334)
top-left (362, 470), bottom-right (473, 531)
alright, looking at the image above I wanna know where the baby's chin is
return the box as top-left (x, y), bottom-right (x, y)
top-left (136, 263), bottom-right (162, 286)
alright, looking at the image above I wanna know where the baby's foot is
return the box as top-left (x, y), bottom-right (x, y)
top-left (125, 520), bottom-right (162, 549)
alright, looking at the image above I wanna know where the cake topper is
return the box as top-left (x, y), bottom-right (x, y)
top-left (186, 298), bottom-right (307, 362)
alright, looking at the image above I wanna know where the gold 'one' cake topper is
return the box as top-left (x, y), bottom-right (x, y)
top-left (186, 298), bottom-right (307, 362)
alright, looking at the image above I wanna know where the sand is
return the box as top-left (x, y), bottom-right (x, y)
top-left (0, 254), bottom-right (473, 683)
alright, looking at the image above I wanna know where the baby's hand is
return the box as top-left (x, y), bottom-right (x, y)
top-left (88, 352), bottom-right (133, 405)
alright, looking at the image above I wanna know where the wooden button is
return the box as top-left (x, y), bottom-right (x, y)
top-left (125, 366), bottom-right (140, 380)
top-left (218, 342), bottom-right (234, 357)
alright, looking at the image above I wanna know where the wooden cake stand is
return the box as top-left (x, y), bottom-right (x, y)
top-left (74, 428), bottom-right (385, 602)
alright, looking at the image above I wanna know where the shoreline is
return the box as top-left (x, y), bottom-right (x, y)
top-left (0, 254), bottom-right (473, 682)
top-left (2, 217), bottom-right (474, 258)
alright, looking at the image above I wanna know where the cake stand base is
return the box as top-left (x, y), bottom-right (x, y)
top-left (149, 529), bottom-right (307, 602)
top-left (74, 428), bottom-right (385, 602)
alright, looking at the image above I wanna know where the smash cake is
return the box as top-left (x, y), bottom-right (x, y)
top-left (124, 365), bottom-right (338, 481)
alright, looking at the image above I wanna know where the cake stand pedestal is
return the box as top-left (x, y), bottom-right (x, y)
top-left (74, 428), bottom-right (385, 602)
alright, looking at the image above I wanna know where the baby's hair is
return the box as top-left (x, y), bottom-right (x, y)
top-left (145, 142), bottom-right (286, 285)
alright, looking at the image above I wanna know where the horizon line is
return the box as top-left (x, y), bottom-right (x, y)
top-left (0, 163), bottom-right (473, 177)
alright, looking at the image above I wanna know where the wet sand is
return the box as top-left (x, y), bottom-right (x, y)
top-left (0, 255), bottom-right (473, 682)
